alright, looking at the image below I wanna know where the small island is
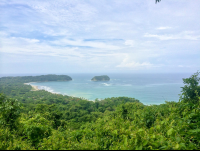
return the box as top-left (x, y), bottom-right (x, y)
top-left (91, 75), bottom-right (110, 81)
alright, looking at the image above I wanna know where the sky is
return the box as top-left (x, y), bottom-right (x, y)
top-left (0, 0), bottom-right (200, 74)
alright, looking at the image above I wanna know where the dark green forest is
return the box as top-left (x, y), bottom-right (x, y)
top-left (0, 74), bottom-right (72, 83)
top-left (91, 75), bottom-right (110, 81)
top-left (0, 73), bottom-right (200, 150)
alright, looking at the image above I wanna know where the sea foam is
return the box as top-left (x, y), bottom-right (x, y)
top-left (37, 85), bottom-right (61, 94)
top-left (102, 83), bottom-right (112, 86)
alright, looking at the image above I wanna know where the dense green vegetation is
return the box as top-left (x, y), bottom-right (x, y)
top-left (0, 74), bottom-right (72, 83)
top-left (0, 72), bottom-right (200, 150)
top-left (91, 75), bottom-right (110, 81)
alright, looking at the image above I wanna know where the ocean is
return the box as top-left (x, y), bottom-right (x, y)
top-left (22, 73), bottom-right (193, 105)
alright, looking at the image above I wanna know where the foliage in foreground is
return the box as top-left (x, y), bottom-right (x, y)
top-left (0, 72), bottom-right (200, 150)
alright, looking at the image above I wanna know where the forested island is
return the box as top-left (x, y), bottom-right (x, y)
top-left (0, 72), bottom-right (200, 150)
top-left (91, 75), bottom-right (110, 81)
top-left (0, 74), bottom-right (72, 83)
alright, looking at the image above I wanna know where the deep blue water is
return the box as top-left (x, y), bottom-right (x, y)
top-left (20, 73), bottom-right (193, 105)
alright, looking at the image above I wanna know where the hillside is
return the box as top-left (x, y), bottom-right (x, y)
top-left (0, 72), bottom-right (200, 150)
top-left (0, 74), bottom-right (72, 83)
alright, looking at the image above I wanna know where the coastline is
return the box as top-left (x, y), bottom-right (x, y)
top-left (31, 85), bottom-right (39, 91)
top-left (24, 82), bottom-right (65, 94)
top-left (23, 82), bottom-right (163, 104)
top-left (24, 83), bottom-right (39, 91)
top-left (24, 83), bottom-right (94, 101)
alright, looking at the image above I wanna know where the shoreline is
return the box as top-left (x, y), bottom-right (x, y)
top-left (24, 83), bottom-right (39, 91)
top-left (31, 85), bottom-right (39, 91)
top-left (23, 83), bottom-right (151, 104)
top-left (24, 82), bottom-right (92, 101)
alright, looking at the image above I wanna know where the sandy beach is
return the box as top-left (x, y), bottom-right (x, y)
top-left (24, 83), bottom-right (39, 91)
top-left (23, 83), bottom-right (89, 99)
top-left (24, 83), bottom-right (60, 94)
top-left (31, 85), bottom-right (39, 91)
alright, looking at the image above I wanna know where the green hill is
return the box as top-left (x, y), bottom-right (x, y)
top-left (0, 74), bottom-right (72, 83)
top-left (0, 72), bottom-right (200, 150)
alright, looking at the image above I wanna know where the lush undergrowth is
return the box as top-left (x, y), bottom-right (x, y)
top-left (0, 72), bottom-right (200, 150)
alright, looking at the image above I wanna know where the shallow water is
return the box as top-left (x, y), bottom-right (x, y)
top-left (29, 73), bottom-right (192, 105)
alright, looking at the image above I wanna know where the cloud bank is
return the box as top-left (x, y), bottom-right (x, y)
top-left (0, 0), bottom-right (200, 74)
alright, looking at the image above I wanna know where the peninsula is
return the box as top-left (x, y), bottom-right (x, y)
top-left (0, 74), bottom-right (72, 83)
top-left (91, 75), bottom-right (110, 81)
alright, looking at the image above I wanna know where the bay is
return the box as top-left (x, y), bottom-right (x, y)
top-left (30, 73), bottom-right (192, 105)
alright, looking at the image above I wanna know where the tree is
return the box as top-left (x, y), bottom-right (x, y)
top-left (22, 114), bottom-right (52, 148)
top-left (0, 93), bottom-right (21, 130)
top-left (180, 71), bottom-right (200, 104)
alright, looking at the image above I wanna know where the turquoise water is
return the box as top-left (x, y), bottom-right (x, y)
top-left (30, 73), bottom-right (192, 105)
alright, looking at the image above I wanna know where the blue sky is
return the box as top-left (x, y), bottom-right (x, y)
top-left (0, 0), bottom-right (200, 74)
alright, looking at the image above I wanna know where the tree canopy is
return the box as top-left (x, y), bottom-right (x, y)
top-left (0, 72), bottom-right (200, 150)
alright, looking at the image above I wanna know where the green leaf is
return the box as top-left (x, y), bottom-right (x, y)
top-left (159, 146), bottom-right (167, 149)
top-left (152, 134), bottom-right (156, 138)
top-left (156, 125), bottom-right (160, 130)
top-left (161, 121), bottom-right (165, 125)
top-left (143, 140), bottom-right (148, 146)
top-left (124, 136), bottom-right (127, 146)
top-left (167, 128), bottom-right (174, 136)
top-left (179, 143), bottom-right (186, 149)
top-left (113, 130), bottom-right (118, 135)
top-left (175, 144), bottom-right (179, 149)
top-left (136, 145), bottom-right (143, 150)
top-left (189, 129), bottom-right (200, 134)
top-left (135, 138), bottom-right (138, 145)
top-left (176, 137), bottom-right (181, 142)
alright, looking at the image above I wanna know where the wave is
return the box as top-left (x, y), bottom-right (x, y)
top-left (24, 82), bottom-right (37, 85)
top-left (37, 85), bottom-right (61, 94)
top-left (102, 83), bottom-right (112, 86)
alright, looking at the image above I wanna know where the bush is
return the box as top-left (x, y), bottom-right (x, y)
top-left (22, 114), bottom-right (52, 148)
top-left (0, 93), bottom-right (21, 130)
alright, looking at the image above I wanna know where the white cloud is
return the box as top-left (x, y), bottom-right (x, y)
top-left (116, 61), bottom-right (153, 68)
top-left (156, 27), bottom-right (172, 30)
top-left (0, 31), bottom-right (8, 37)
top-left (1, 0), bottom-right (200, 73)
top-left (29, 0), bottom-right (97, 26)
top-left (51, 39), bottom-right (121, 50)
top-left (11, 37), bottom-right (40, 43)
top-left (144, 31), bottom-right (200, 40)
top-left (124, 40), bottom-right (135, 47)
top-left (116, 55), bottom-right (154, 68)
top-left (178, 65), bottom-right (193, 68)
top-left (0, 36), bottom-right (83, 58)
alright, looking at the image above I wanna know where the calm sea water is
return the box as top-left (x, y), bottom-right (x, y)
top-left (24, 73), bottom-right (192, 105)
